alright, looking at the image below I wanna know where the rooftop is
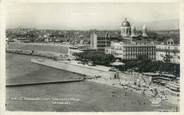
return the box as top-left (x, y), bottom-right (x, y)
top-left (121, 18), bottom-right (131, 27)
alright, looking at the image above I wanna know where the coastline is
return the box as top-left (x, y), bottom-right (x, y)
top-left (87, 77), bottom-right (179, 107)
top-left (30, 57), bottom-right (179, 108)
top-left (31, 58), bottom-right (115, 78)
top-left (6, 49), bottom-right (180, 106)
top-left (6, 53), bottom-right (179, 111)
top-left (6, 48), bottom-right (62, 60)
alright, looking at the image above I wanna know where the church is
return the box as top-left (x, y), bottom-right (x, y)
top-left (120, 18), bottom-right (148, 42)
top-left (90, 18), bottom-right (150, 52)
top-left (105, 18), bottom-right (156, 61)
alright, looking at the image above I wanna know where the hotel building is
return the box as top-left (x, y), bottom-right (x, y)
top-left (105, 18), bottom-right (156, 60)
top-left (156, 39), bottom-right (180, 64)
top-left (90, 32), bottom-right (111, 50)
top-left (105, 42), bottom-right (156, 60)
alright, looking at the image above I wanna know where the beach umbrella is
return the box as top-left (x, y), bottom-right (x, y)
top-left (110, 60), bottom-right (125, 72)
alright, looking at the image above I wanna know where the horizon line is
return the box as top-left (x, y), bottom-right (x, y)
top-left (6, 27), bottom-right (180, 31)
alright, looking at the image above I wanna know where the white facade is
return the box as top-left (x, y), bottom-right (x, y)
top-left (105, 42), bottom-right (124, 58)
top-left (142, 25), bottom-right (148, 37)
top-left (90, 32), bottom-right (111, 50)
top-left (121, 26), bottom-right (131, 38)
top-left (156, 45), bottom-right (180, 64)
top-left (105, 41), bottom-right (156, 60)
top-left (131, 25), bottom-right (136, 37)
top-left (90, 32), bottom-right (97, 49)
top-left (120, 18), bottom-right (131, 38)
top-left (106, 42), bottom-right (180, 63)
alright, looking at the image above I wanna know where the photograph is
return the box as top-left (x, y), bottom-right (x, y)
top-left (5, 1), bottom-right (180, 112)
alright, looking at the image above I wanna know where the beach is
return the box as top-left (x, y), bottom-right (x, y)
top-left (6, 53), bottom-right (178, 111)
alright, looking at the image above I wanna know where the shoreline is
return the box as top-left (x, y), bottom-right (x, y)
top-left (30, 57), bottom-right (179, 108)
top-left (87, 77), bottom-right (179, 111)
top-left (6, 48), bottom-right (64, 60)
top-left (31, 58), bottom-right (115, 78)
top-left (6, 52), bottom-right (179, 111)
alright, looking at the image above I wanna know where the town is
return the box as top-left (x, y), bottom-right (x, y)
top-left (6, 18), bottom-right (180, 111)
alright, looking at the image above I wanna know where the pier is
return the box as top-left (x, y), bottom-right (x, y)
top-left (6, 78), bottom-right (85, 87)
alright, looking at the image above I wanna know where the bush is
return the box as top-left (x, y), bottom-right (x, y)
top-left (123, 59), bottom-right (179, 75)
top-left (74, 50), bottom-right (115, 66)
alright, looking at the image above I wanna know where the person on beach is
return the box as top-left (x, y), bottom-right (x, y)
top-left (125, 92), bottom-right (127, 96)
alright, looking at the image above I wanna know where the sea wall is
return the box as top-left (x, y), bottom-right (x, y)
top-left (31, 59), bottom-right (115, 78)
top-left (7, 49), bottom-right (65, 60)
top-left (7, 42), bottom-right (69, 54)
top-left (6, 42), bottom-right (68, 60)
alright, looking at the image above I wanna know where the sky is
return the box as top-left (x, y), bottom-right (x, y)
top-left (6, 2), bottom-right (179, 30)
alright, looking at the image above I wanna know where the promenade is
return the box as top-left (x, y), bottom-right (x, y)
top-left (6, 53), bottom-right (179, 111)
top-left (88, 75), bottom-right (179, 107)
top-left (31, 58), bottom-right (115, 78)
top-left (31, 58), bottom-right (179, 108)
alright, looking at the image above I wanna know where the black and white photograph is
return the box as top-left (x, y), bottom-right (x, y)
top-left (1, 0), bottom-right (182, 113)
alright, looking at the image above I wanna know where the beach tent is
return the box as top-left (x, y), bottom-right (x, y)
top-left (110, 60), bottom-right (125, 66)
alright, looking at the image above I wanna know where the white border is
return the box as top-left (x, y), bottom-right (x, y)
top-left (1, 0), bottom-right (184, 115)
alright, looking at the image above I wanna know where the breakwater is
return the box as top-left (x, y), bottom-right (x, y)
top-left (6, 78), bottom-right (84, 87)
top-left (31, 59), bottom-right (115, 78)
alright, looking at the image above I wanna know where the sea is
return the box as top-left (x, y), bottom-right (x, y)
top-left (5, 53), bottom-right (177, 111)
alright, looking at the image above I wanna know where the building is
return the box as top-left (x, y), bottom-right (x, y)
top-left (104, 19), bottom-right (155, 60)
top-left (156, 39), bottom-right (180, 64)
top-left (120, 18), bottom-right (131, 38)
top-left (90, 32), bottom-right (111, 50)
top-left (105, 41), bottom-right (156, 60)
top-left (142, 25), bottom-right (148, 37)
top-left (120, 18), bottom-right (148, 41)
top-left (131, 25), bottom-right (136, 37)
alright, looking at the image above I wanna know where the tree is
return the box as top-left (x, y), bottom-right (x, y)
top-left (163, 54), bottom-right (172, 63)
top-left (73, 51), bottom-right (115, 66)
top-left (26, 30), bottom-right (39, 42)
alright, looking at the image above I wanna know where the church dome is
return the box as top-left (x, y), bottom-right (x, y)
top-left (121, 18), bottom-right (131, 27)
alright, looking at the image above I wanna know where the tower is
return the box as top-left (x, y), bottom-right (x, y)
top-left (131, 25), bottom-right (136, 37)
top-left (142, 25), bottom-right (148, 37)
top-left (120, 18), bottom-right (131, 38)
